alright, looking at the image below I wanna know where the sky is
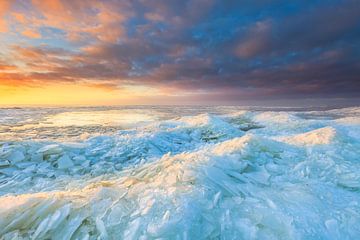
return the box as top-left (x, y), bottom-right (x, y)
top-left (0, 0), bottom-right (359, 106)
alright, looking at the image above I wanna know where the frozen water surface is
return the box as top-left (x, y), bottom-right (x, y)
top-left (0, 106), bottom-right (359, 239)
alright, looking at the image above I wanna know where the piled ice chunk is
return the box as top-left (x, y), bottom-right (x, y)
top-left (0, 108), bottom-right (359, 239)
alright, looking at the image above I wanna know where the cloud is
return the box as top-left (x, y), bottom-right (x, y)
top-left (144, 12), bottom-right (165, 22)
top-left (7, 0), bottom-right (133, 44)
top-left (0, 0), bottom-right (359, 102)
top-left (0, 0), bottom-right (13, 32)
top-left (235, 20), bottom-right (272, 58)
top-left (0, 59), bottom-right (17, 71)
top-left (22, 29), bottom-right (41, 38)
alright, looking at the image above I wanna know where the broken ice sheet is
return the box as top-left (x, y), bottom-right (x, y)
top-left (0, 106), bottom-right (359, 239)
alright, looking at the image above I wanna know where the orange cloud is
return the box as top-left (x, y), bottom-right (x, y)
top-left (0, 63), bottom-right (17, 71)
top-left (11, 12), bottom-right (26, 23)
top-left (22, 29), bottom-right (41, 38)
top-left (29, 0), bottom-right (132, 43)
top-left (0, 0), bottom-right (12, 32)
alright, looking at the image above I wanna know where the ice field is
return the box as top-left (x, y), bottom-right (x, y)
top-left (0, 106), bottom-right (359, 239)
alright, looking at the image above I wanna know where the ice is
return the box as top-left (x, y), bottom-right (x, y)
top-left (57, 155), bottom-right (74, 169)
top-left (44, 110), bottom-right (157, 127)
top-left (37, 144), bottom-right (62, 155)
top-left (0, 106), bottom-right (359, 239)
top-left (277, 127), bottom-right (337, 146)
top-left (0, 160), bottom-right (10, 168)
top-left (7, 150), bottom-right (26, 163)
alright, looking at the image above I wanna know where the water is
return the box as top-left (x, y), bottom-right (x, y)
top-left (0, 106), bottom-right (359, 239)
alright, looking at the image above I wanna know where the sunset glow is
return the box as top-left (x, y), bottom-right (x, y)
top-left (0, 82), bottom-right (167, 106)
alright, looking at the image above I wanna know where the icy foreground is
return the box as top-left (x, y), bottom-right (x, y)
top-left (0, 107), bottom-right (360, 239)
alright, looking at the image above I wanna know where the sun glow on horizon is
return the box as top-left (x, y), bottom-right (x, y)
top-left (0, 82), bottom-right (160, 106)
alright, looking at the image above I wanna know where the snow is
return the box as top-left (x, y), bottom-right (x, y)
top-left (0, 106), bottom-right (359, 239)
